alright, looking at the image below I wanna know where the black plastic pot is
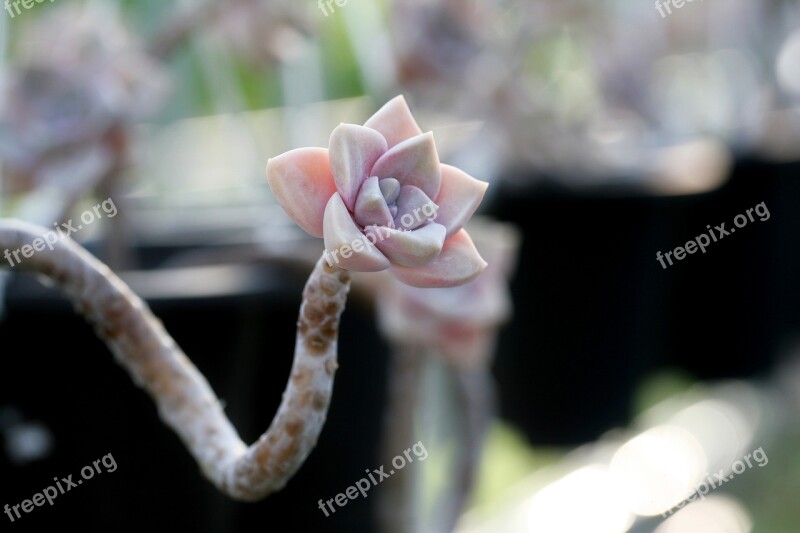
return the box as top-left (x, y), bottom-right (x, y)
top-left (485, 157), bottom-right (800, 446)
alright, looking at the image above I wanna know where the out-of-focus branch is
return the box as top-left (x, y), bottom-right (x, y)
top-left (446, 363), bottom-right (495, 531)
top-left (378, 345), bottom-right (424, 533)
top-left (149, 0), bottom-right (229, 60)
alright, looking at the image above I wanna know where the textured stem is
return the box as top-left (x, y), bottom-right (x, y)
top-left (0, 219), bottom-right (350, 501)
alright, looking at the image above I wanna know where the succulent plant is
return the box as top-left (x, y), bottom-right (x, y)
top-left (267, 96), bottom-right (489, 288)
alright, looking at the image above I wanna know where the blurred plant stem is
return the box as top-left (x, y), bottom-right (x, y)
top-left (446, 362), bottom-right (494, 530)
top-left (97, 147), bottom-right (134, 272)
top-left (378, 345), bottom-right (495, 533)
top-left (378, 345), bottom-right (424, 533)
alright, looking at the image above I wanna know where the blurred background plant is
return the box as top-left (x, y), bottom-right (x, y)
top-left (1, 0), bottom-right (800, 532)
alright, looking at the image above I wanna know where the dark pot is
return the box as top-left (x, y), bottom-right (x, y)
top-left (485, 157), bottom-right (799, 446)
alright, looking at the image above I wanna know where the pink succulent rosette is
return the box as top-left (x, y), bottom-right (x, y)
top-left (267, 96), bottom-right (489, 288)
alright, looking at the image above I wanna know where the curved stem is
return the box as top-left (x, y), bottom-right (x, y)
top-left (0, 219), bottom-right (350, 501)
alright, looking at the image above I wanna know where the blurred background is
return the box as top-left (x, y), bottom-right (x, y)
top-left (1, 0), bottom-right (800, 531)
